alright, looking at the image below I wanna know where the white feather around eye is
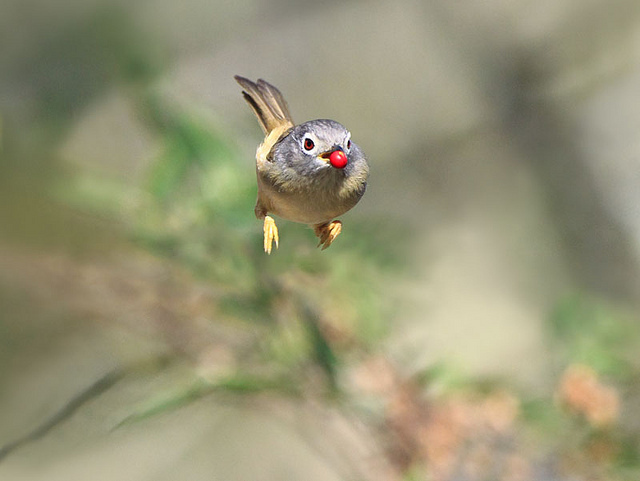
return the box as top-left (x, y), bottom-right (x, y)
top-left (300, 132), bottom-right (320, 155)
top-left (345, 132), bottom-right (352, 152)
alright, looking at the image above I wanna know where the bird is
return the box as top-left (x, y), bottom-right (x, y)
top-left (234, 75), bottom-right (369, 254)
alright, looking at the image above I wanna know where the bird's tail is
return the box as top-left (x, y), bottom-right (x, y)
top-left (234, 76), bottom-right (294, 135)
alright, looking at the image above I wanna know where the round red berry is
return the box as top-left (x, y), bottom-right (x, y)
top-left (329, 150), bottom-right (348, 169)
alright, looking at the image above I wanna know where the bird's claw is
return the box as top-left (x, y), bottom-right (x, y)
top-left (315, 220), bottom-right (342, 250)
top-left (263, 215), bottom-right (279, 254)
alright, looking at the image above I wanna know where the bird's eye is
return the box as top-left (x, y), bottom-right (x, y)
top-left (303, 138), bottom-right (315, 151)
top-left (347, 139), bottom-right (352, 150)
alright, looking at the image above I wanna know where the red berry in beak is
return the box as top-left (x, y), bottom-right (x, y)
top-left (329, 150), bottom-right (348, 169)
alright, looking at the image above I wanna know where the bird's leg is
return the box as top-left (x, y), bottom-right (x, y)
top-left (263, 215), bottom-right (279, 254)
top-left (313, 220), bottom-right (342, 250)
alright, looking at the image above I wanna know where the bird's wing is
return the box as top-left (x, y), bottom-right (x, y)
top-left (234, 76), bottom-right (294, 135)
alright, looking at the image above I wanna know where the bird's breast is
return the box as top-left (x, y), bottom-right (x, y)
top-left (257, 171), bottom-right (365, 225)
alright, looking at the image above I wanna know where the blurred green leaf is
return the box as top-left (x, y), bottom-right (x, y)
top-left (117, 373), bottom-right (299, 428)
top-left (549, 294), bottom-right (637, 379)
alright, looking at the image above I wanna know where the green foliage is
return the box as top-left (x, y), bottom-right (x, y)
top-left (516, 293), bottom-right (640, 479)
top-left (117, 372), bottom-right (300, 428)
top-left (549, 293), bottom-right (637, 379)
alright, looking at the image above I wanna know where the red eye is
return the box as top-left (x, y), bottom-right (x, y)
top-left (303, 138), bottom-right (315, 151)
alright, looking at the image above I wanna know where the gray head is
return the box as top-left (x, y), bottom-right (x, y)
top-left (270, 119), bottom-right (367, 180)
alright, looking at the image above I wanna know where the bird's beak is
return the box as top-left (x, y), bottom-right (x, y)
top-left (319, 149), bottom-right (336, 161)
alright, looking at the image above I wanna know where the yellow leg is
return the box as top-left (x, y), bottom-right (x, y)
top-left (314, 220), bottom-right (342, 250)
top-left (263, 215), bottom-right (279, 254)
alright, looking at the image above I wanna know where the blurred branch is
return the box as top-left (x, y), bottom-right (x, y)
top-left (0, 369), bottom-right (124, 462)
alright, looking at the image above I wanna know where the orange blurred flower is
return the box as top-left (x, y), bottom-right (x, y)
top-left (557, 364), bottom-right (619, 427)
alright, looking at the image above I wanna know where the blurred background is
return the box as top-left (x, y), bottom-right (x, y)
top-left (2, 0), bottom-right (640, 480)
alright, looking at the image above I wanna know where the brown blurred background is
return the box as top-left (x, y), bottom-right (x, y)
top-left (2, 1), bottom-right (640, 480)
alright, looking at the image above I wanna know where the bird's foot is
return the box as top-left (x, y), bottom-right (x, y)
top-left (263, 215), bottom-right (279, 254)
top-left (314, 220), bottom-right (342, 250)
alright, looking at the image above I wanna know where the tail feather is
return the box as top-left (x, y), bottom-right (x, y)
top-left (235, 75), bottom-right (294, 135)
